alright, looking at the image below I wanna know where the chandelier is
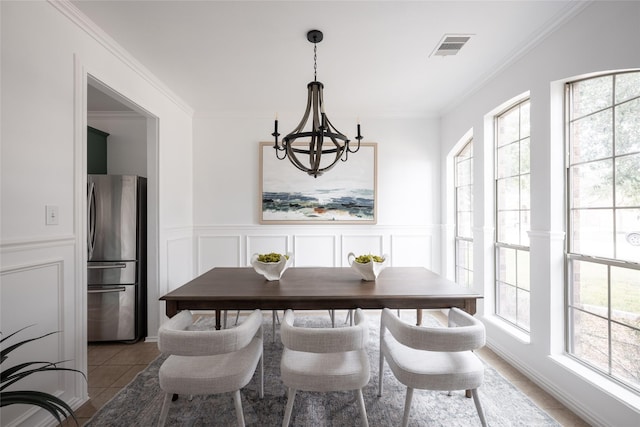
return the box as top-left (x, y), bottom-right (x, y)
top-left (271, 30), bottom-right (362, 178)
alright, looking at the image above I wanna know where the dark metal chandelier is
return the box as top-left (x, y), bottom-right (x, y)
top-left (272, 30), bottom-right (362, 178)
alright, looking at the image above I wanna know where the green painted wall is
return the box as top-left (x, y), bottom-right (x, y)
top-left (87, 126), bottom-right (109, 174)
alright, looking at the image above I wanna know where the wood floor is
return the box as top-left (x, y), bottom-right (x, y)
top-left (72, 311), bottom-right (590, 426)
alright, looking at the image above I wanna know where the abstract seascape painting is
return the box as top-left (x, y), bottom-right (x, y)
top-left (260, 142), bottom-right (377, 223)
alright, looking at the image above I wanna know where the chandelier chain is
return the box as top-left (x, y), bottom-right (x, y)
top-left (313, 43), bottom-right (317, 81)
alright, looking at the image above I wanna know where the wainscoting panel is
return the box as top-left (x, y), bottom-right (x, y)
top-left (1, 260), bottom-right (64, 358)
top-left (390, 234), bottom-right (433, 268)
top-left (193, 226), bottom-right (438, 273)
top-left (197, 235), bottom-right (241, 273)
top-left (166, 236), bottom-right (194, 292)
top-left (293, 235), bottom-right (337, 266)
top-left (341, 234), bottom-right (384, 266)
top-left (0, 238), bottom-right (77, 427)
top-left (246, 235), bottom-right (289, 264)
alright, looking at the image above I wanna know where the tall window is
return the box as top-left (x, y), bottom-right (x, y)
top-left (566, 71), bottom-right (640, 391)
top-left (495, 99), bottom-right (531, 331)
top-left (455, 139), bottom-right (474, 287)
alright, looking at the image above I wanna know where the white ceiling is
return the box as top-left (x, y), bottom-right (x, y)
top-left (74, 0), bottom-right (584, 117)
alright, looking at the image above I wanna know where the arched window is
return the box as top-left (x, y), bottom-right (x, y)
top-left (495, 99), bottom-right (531, 331)
top-left (566, 70), bottom-right (640, 391)
top-left (454, 138), bottom-right (473, 287)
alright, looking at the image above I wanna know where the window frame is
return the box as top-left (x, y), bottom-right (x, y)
top-left (565, 70), bottom-right (640, 393)
top-left (494, 98), bottom-right (531, 332)
top-left (454, 138), bottom-right (474, 287)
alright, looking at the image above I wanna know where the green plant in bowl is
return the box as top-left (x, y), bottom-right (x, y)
top-left (256, 252), bottom-right (290, 263)
top-left (354, 254), bottom-right (385, 264)
top-left (251, 252), bottom-right (294, 281)
top-left (348, 252), bottom-right (388, 281)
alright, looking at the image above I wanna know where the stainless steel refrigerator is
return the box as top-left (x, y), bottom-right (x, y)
top-left (87, 175), bottom-right (146, 342)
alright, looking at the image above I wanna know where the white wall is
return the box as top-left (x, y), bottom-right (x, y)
top-left (0, 2), bottom-right (194, 425)
top-left (192, 113), bottom-right (442, 270)
top-left (439, 2), bottom-right (640, 426)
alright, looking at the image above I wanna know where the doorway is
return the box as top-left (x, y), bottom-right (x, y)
top-left (85, 76), bottom-right (159, 346)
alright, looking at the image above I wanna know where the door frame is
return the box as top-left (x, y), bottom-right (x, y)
top-left (74, 59), bottom-right (160, 397)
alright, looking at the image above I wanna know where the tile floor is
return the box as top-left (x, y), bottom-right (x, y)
top-left (72, 311), bottom-right (591, 426)
top-left (73, 340), bottom-right (161, 425)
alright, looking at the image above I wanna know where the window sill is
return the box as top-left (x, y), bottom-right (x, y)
top-left (482, 314), bottom-right (531, 344)
top-left (548, 354), bottom-right (640, 411)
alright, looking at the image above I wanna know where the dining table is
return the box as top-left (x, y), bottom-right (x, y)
top-left (160, 266), bottom-right (482, 330)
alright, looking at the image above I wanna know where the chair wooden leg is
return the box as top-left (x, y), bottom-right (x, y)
top-left (235, 309), bottom-right (241, 325)
top-left (401, 387), bottom-right (414, 427)
top-left (471, 388), bottom-right (488, 427)
top-left (356, 388), bottom-right (369, 427)
top-left (378, 353), bottom-right (384, 396)
top-left (282, 387), bottom-right (296, 427)
top-left (158, 392), bottom-right (172, 426)
top-left (233, 389), bottom-right (245, 427)
top-left (345, 309), bottom-right (354, 325)
top-left (272, 311), bottom-right (277, 342)
top-left (329, 309), bottom-right (336, 327)
top-left (259, 353), bottom-right (264, 398)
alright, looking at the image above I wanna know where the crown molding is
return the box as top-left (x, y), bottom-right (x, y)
top-left (48, 0), bottom-right (194, 117)
top-left (442, 0), bottom-right (592, 116)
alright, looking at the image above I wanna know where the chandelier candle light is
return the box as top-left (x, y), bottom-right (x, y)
top-left (272, 30), bottom-right (362, 178)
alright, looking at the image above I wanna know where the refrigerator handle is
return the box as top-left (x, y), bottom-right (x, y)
top-left (88, 263), bottom-right (128, 270)
top-left (87, 181), bottom-right (96, 259)
top-left (88, 286), bottom-right (127, 294)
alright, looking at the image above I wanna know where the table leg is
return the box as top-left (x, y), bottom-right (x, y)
top-left (166, 300), bottom-right (178, 318)
top-left (215, 310), bottom-right (222, 330)
top-left (416, 309), bottom-right (422, 326)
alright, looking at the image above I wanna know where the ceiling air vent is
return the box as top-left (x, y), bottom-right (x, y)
top-left (430, 34), bottom-right (472, 57)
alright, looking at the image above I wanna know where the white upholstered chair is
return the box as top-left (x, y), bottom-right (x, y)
top-left (228, 309), bottom-right (281, 341)
top-left (378, 307), bottom-right (487, 427)
top-left (157, 309), bottom-right (264, 426)
top-left (280, 308), bottom-right (371, 427)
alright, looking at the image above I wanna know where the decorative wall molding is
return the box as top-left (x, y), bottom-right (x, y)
top-left (390, 234), bottom-right (434, 269)
top-left (246, 235), bottom-right (290, 265)
top-left (197, 235), bottom-right (242, 273)
top-left (165, 235), bottom-right (194, 292)
top-left (49, 0), bottom-right (194, 116)
top-left (193, 224), bottom-right (437, 234)
top-left (441, 0), bottom-right (590, 115)
top-left (0, 258), bottom-right (66, 351)
top-left (294, 235), bottom-right (337, 267)
top-left (0, 236), bottom-right (75, 252)
top-left (1, 258), bottom-right (67, 423)
top-left (193, 225), bottom-right (438, 271)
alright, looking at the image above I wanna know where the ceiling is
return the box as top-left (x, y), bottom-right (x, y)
top-left (74, 0), bottom-right (584, 118)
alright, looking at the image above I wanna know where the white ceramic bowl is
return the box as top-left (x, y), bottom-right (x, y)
top-left (250, 252), bottom-right (293, 281)
top-left (347, 252), bottom-right (388, 281)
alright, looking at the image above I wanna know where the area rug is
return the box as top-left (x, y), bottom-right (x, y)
top-left (86, 311), bottom-right (560, 426)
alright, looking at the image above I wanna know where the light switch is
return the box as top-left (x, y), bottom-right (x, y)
top-left (46, 205), bottom-right (59, 225)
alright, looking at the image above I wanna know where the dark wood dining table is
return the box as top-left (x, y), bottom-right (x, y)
top-left (160, 266), bottom-right (482, 330)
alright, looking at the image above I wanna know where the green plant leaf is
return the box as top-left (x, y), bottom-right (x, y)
top-left (1, 361), bottom-right (57, 384)
top-left (0, 390), bottom-right (78, 425)
top-left (1, 327), bottom-right (85, 426)
top-left (1, 328), bottom-right (59, 362)
top-left (1, 362), bottom-right (86, 391)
